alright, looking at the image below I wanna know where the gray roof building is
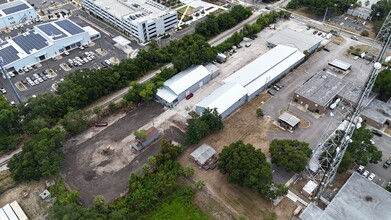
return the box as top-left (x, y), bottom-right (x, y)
top-left (337, 83), bottom-right (376, 106)
top-left (300, 172), bottom-right (391, 220)
top-left (328, 59), bottom-right (352, 71)
top-left (190, 144), bottom-right (216, 166)
top-left (295, 73), bottom-right (349, 109)
top-left (267, 29), bottom-right (321, 53)
top-left (361, 99), bottom-right (391, 126)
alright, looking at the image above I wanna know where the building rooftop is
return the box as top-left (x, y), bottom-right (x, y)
top-left (91, 0), bottom-right (170, 22)
top-left (267, 28), bottom-right (321, 52)
top-left (196, 82), bottom-right (247, 116)
top-left (295, 72), bottom-right (349, 108)
top-left (337, 83), bottom-right (376, 107)
top-left (278, 112), bottom-right (300, 127)
top-left (328, 59), bottom-right (352, 71)
top-left (190, 143), bottom-right (216, 165)
top-left (0, 0), bottom-right (32, 17)
top-left (223, 45), bottom-right (305, 96)
top-left (0, 19), bottom-right (86, 67)
top-left (164, 65), bottom-right (211, 95)
top-left (361, 99), bottom-right (391, 124)
top-left (300, 172), bottom-right (391, 220)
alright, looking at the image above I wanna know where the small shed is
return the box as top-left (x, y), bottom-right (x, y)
top-left (301, 180), bottom-right (318, 198)
top-left (132, 127), bottom-right (159, 151)
top-left (190, 144), bottom-right (217, 166)
top-left (328, 59), bottom-right (352, 73)
top-left (278, 112), bottom-right (300, 130)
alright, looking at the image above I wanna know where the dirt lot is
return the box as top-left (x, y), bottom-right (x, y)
top-left (0, 180), bottom-right (52, 219)
top-left (61, 101), bottom-right (189, 206)
top-left (178, 93), bottom-right (296, 219)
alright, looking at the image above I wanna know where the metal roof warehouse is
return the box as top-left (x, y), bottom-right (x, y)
top-left (0, 19), bottom-right (93, 71)
top-left (190, 143), bottom-right (217, 166)
top-left (266, 28), bottom-right (321, 53)
top-left (223, 44), bottom-right (305, 101)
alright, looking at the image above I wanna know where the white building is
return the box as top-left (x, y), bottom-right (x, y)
top-left (196, 83), bottom-right (247, 119)
top-left (0, 0), bottom-right (36, 29)
top-left (82, 0), bottom-right (178, 43)
top-left (267, 29), bottom-right (321, 54)
top-left (0, 19), bottom-right (92, 71)
top-left (223, 44), bottom-right (305, 100)
top-left (155, 64), bottom-right (219, 107)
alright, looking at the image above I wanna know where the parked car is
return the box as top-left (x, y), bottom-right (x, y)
top-left (362, 170), bottom-right (369, 178)
top-left (267, 89), bottom-right (276, 96)
top-left (313, 30), bottom-right (318, 35)
top-left (64, 51), bottom-right (69, 56)
top-left (245, 43), bottom-right (251, 47)
top-left (0, 88), bottom-right (6, 94)
top-left (383, 158), bottom-right (391, 168)
top-left (368, 173), bottom-right (375, 181)
top-left (317, 32), bottom-right (322, 36)
top-left (323, 48), bottom-right (330, 52)
top-left (95, 121), bottom-right (108, 127)
top-left (357, 165), bottom-right (364, 173)
top-left (275, 83), bottom-right (284, 89)
top-left (273, 85), bottom-right (280, 91)
top-left (372, 129), bottom-right (383, 137)
top-left (185, 93), bottom-right (194, 100)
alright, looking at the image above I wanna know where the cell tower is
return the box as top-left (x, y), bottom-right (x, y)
top-left (306, 10), bottom-right (391, 199)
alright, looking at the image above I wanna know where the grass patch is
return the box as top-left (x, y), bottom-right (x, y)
top-left (148, 187), bottom-right (209, 220)
top-left (177, 6), bottom-right (194, 16)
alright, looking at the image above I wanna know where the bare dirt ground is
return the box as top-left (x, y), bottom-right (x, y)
top-left (0, 180), bottom-right (52, 219)
top-left (179, 93), bottom-right (296, 219)
top-left (62, 101), bottom-right (175, 206)
top-left (385, 127), bottom-right (391, 136)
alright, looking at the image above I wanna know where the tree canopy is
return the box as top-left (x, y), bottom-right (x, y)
top-left (186, 108), bottom-right (224, 144)
top-left (287, 0), bottom-right (357, 15)
top-left (218, 141), bottom-right (287, 200)
top-left (9, 128), bottom-right (65, 181)
top-left (0, 96), bottom-right (19, 153)
top-left (269, 139), bottom-right (311, 172)
top-left (337, 126), bottom-right (383, 173)
top-left (373, 69), bottom-right (391, 101)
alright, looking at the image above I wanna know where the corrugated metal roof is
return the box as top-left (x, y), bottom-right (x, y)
top-left (224, 45), bottom-right (305, 96)
top-left (190, 143), bottom-right (216, 165)
top-left (278, 112), bottom-right (300, 127)
top-left (223, 45), bottom-right (300, 87)
top-left (267, 28), bottom-right (321, 52)
top-left (328, 59), bottom-right (352, 71)
top-left (156, 87), bottom-right (177, 103)
top-left (164, 65), bottom-right (210, 95)
top-left (196, 83), bottom-right (247, 115)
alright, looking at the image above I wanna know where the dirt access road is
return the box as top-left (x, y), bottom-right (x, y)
top-left (61, 101), bottom-right (185, 206)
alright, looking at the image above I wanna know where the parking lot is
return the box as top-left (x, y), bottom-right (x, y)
top-left (0, 1), bottom-right (144, 103)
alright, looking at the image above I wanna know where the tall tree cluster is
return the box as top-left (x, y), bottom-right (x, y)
top-left (287, 0), bottom-right (357, 15)
top-left (269, 139), bottom-right (311, 172)
top-left (373, 69), bottom-right (391, 101)
top-left (186, 108), bottom-right (224, 144)
top-left (218, 141), bottom-right (288, 200)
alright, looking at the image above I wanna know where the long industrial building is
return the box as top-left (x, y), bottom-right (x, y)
top-left (196, 45), bottom-right (304, 119)
top-left (0, 0), bottom-right (36, 29)
top-left (155, 64), bottom-right (219, 108)
top-left (0, 19), bottom-right (93, 71)
top-left (267, 28), bottom-right (321, 53)
top-left (82, 0), bottom-right (178, 43)
top-left (224, 44), bottom-right (305, 100)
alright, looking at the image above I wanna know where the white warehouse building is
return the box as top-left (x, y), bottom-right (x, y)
top-left (0, 0), bottom-right (37, 29)
top-left (82, 0), bottom-right (178, 43)
top-left (223, 44), bottom-right (305, 101)
top-left (196, 45), bottom-right (305, 119)
top-left (0, 19), bottom-right (93, 71)
top-left (155, 64), bottom-right (219, 108)
top-left (196, 83), bottom-right (247, 119)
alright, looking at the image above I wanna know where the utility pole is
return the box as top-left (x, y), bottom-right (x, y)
top-left (0, 58), bottom-right (21, 103)
top-left (322, 7), bottom-right (328, 24)
top-left (306, 10), bottom-right (391, 200)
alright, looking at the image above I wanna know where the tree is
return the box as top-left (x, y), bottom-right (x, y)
top-left (269, 139), bottom-right (312, 172)
top-left (361, 30), bottom-right (369, 37)
top-left (60, 110), bottom-right (91, 135)
top-left (373, 69), bottom-right (391, 101)
top-left (199, 108), bottom-right (224, 132)
top-left (347, 126), bottom-right (382, 165)
top-left (195, 180), bottom-right (205, 189)
top-left (183, 167), bottom-right (194, 177)
top-left (134, 129), bottom-right (147, 141)
top-left (9, 128), bottom-right (65, 181)
top-left (186, 118), bottom-right (209, 144)
top-left (256, 108), bottom-right (264, 118)
top-left (218, 141), bottom-right (287, 200)
top-left (386, 183), bottom-right (391, 193)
